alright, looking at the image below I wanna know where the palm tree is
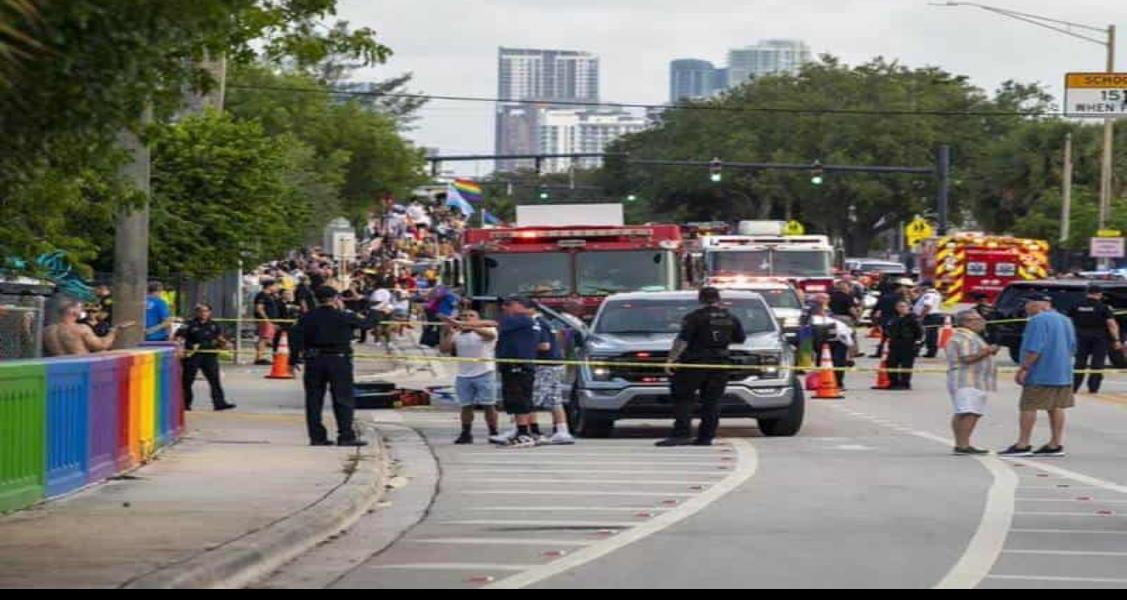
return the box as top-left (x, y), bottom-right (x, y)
top-left (0, 0), bottom-right (42, 86)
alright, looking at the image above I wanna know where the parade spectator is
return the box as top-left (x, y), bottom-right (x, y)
top-left (44, 300), bottom-right (134, 356)
top-left (145, 282), bottom-right (173, 341)
top-left (945, 310), bottom-right (999, 455)
top-left (1000, 293), bottom-right (1076, 458)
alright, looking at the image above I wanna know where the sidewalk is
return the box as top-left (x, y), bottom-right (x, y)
top-left (0, 409), bottom-right (386, 589)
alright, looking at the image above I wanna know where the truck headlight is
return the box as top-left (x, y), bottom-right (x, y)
top-left (589, 364), bottom-right (613, 382)
top-left (757, 354), bottom-right (782, 379)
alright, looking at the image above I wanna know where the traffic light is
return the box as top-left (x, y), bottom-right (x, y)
top-left (538, 190), bottom-right (550, 200)
top-left (626, 194), bottom-right (638, 202)
top-left (709, 157), bottom-right (722, 183)
top-left (810, 160), bottom-right (824, 186)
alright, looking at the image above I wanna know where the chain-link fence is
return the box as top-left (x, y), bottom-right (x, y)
top-left (0, 281), bottom-right (52, 360)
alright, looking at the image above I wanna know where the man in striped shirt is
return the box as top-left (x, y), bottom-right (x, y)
top-left (945, 310), bottom-right (1000, 455)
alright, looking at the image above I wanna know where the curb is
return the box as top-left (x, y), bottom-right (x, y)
top-left (123, 421), bottom-right (388, 589)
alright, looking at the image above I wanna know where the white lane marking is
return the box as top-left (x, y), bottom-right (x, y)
top-left (465, 506), bottom-right (669, 512)
top-left (933, 452), bottom-right (1018, 590)
top-left (406, 538), bottom-right (593, 547)
top-left (448, 478), bottom-right (716, 486)
top-left (457, 469), bottom-right (727, 476)
top-left (1009, 459), bottom-right (1127, 496)
top-left (839, 412), bottom-right (1017, 591)
top-left (985, 574), bottom-right (1127, 584)
top-left (446, 460), bottom-right (726, 467)
top-left (1003, 549), bottom-right (1127, 557)
top-left (370, 563), bottom-right (535, 572)
top-left (1018, 486), bottom-right (1103, 491)
top-left (484, 438), bottom-right (758, 590)
top-left (1011, 529), bottom-right (1127, 535)
top-left (440, 519), bottom-right (639, 528)
top-left (456, 453), bottom-right (729, 460)
top-left (834, 444), bottom-right (875, 451)
top-left (460, 490), bottom-right (696, 497)
top-left (1015, 511), bottom-right (1124, 518)
top-left (1017, 498), bottom-right (1127, 504)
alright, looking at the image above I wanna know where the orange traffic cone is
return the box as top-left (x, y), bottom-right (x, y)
top-left (265, 331), bottom-right (295, 379)
top-left (871, 345), bottom-right (891, 390)
top-left (814, 344), bottom-right (845, 399)
top-left (867, 325), bottom-right (883, 339)
top-left (938, 314), bottom-right (954, 350)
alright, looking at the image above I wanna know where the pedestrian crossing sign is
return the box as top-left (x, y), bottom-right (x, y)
top-left (905, 217), bottom-right (933, 246)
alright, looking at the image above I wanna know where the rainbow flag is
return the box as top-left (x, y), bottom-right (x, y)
top-left (452, 178), bottom-right (483, 204)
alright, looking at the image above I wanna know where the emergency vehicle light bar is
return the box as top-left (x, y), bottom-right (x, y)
top-left (490, 228), bottom-right (653, 240)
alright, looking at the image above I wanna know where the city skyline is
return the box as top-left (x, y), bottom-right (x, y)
top-left (339, 0), bottom-right (1127, 176)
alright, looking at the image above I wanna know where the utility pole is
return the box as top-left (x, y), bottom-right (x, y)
top-left (1061, 132), bottom-right (1074, 243)
top-left (936, 145), bottom-right (951, 235)
top-left (111, 105), bottom-right (152, 348)
top-left (1098, 25), bottom-right (1117, 233)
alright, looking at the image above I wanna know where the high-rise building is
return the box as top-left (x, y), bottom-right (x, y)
top-left (669, 59), bottom-right (726, 103)
top-left (495, 48), bottom-right (600, 171)
top-left (536, 109), bottom-right (647, 173)
top-left (726, 39), bottom-right (812, 88)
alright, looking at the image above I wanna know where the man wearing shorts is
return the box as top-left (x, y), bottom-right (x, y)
top-left (494, 296), bottom-right (540, 449)
top-left (945, 310), bottom-right (999, 455)
top-left (254, 279), bottom-right (282, 365)
top-left (440, 310), bottom-right (499, 445)
top-left (530, 310), bottom-right (575, 445)
top-left (1000, 293), bottom-right (1076, 458)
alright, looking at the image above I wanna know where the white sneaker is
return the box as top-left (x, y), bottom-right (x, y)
top-left (549, 431), bottom-right (576, 445)
top-left (500, 434), bottom-right (536, 449)
top-left (532, 434), bottom-right (550, 446)
top-left (489, 429), bottom-right (517, 445)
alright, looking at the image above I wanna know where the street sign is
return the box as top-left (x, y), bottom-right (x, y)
top-left (905, 217), bottom-right (934, 245)
top-left (783, 220), bottom-right (805, 236)
top-left (1064, 73), bottom-right (1127, 118)
top-left (1097, 229), bottom-right (1123, 238)
top-left (1089, 237), bottom-right (1125, 259)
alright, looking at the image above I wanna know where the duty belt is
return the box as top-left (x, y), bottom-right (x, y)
top-left (304, 349), bottom-right (352, 358)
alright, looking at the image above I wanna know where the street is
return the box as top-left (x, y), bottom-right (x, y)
top-left (238, 348), bottom-right (1127, 589)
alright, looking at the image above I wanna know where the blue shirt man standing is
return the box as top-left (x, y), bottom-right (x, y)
top-left (145, 281), bottom-right (172, 342)
top-left (1000, 293), bottom-right (1077, 458)
top-left (495, 296), bottom-right (541, 448)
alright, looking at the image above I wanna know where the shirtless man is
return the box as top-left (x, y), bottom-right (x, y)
top-left (43, 300), bottom-right (135, 356)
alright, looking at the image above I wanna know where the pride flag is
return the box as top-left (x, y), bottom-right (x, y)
top-left (452, 178), bottom-right (483, 204)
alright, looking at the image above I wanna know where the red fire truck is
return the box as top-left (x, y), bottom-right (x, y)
top-left (919, 233), bottom-right (1050, 304)
top-left (460, 224), bottom-right (685, 316)
top-left (695, 234), bottom-right (836, 295)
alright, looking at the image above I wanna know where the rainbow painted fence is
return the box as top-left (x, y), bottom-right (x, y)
top-left (0, 344), bottom-right (183, 513)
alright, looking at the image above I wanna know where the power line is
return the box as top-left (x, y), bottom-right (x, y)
top-left (225, 82), bottom-right (1067, 119)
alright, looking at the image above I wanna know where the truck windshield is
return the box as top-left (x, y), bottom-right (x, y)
top-left (576, 250), bottom-right (674, 295)
top-left (594, 298), bottom-right (777, 335)
top-left (709, 249), bottom-right (830, 277)
top-left (755, 288), bottom-right (802, 309)
top-left (474, 253), bottom-right (571, 297)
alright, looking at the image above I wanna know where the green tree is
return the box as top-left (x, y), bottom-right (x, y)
top-left (603, 56), bottom-right (1060, 254)
top-left (149, 110), bottom-right (308, 279)
top-left (0, 0), bottom-right (389, 263)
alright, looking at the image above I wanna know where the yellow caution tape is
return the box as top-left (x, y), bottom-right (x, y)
top-left (184, 349), bottom-right (1127, 376)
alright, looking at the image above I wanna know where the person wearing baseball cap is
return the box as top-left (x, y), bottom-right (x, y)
top-left (1067, 284), bottom-right (1121, 395)
top-left (1000, 292), bottom-right (1076, 458)
top-left (492, 295), bottom-right (541, 448)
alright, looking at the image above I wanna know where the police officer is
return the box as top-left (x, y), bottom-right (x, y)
top-left (175, 303), bottom-right (236, 412)
top-left (1068, 285), bottom-right (1121, 394)
top-left (657, 287), bottom-right (747, 447)
top-left (290, 286), bottom-right (382, 447)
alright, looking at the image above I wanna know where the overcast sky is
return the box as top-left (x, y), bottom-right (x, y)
top-left (337, 0), bottom-right (1126, 175)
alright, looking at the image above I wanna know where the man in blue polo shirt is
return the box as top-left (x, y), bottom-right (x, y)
top-left (494, 296), bottom-right (541, 449)
top-left (1000, 292), bottom-right (1076, 458)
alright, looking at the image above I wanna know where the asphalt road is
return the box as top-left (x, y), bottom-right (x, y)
top-left (221, 338), bottom-right (1127, 589)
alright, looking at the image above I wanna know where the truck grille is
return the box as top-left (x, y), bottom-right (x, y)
top-left (599, 351), bottom-right (773, 383)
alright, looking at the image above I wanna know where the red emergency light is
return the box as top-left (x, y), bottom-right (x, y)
top-left (490, 228), bottom-right (654, 240)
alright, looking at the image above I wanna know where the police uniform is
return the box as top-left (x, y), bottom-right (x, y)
top-left (290, 302), bottom-right (381, 445)
top-left (668, 303), bottom-right (747, 444)
top-left (884, 313), bottom-right (924, 389)
top-left (1068, 296), bottom-right (1115, 393)
top-left (175, 318), bottom-right (231, 410)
